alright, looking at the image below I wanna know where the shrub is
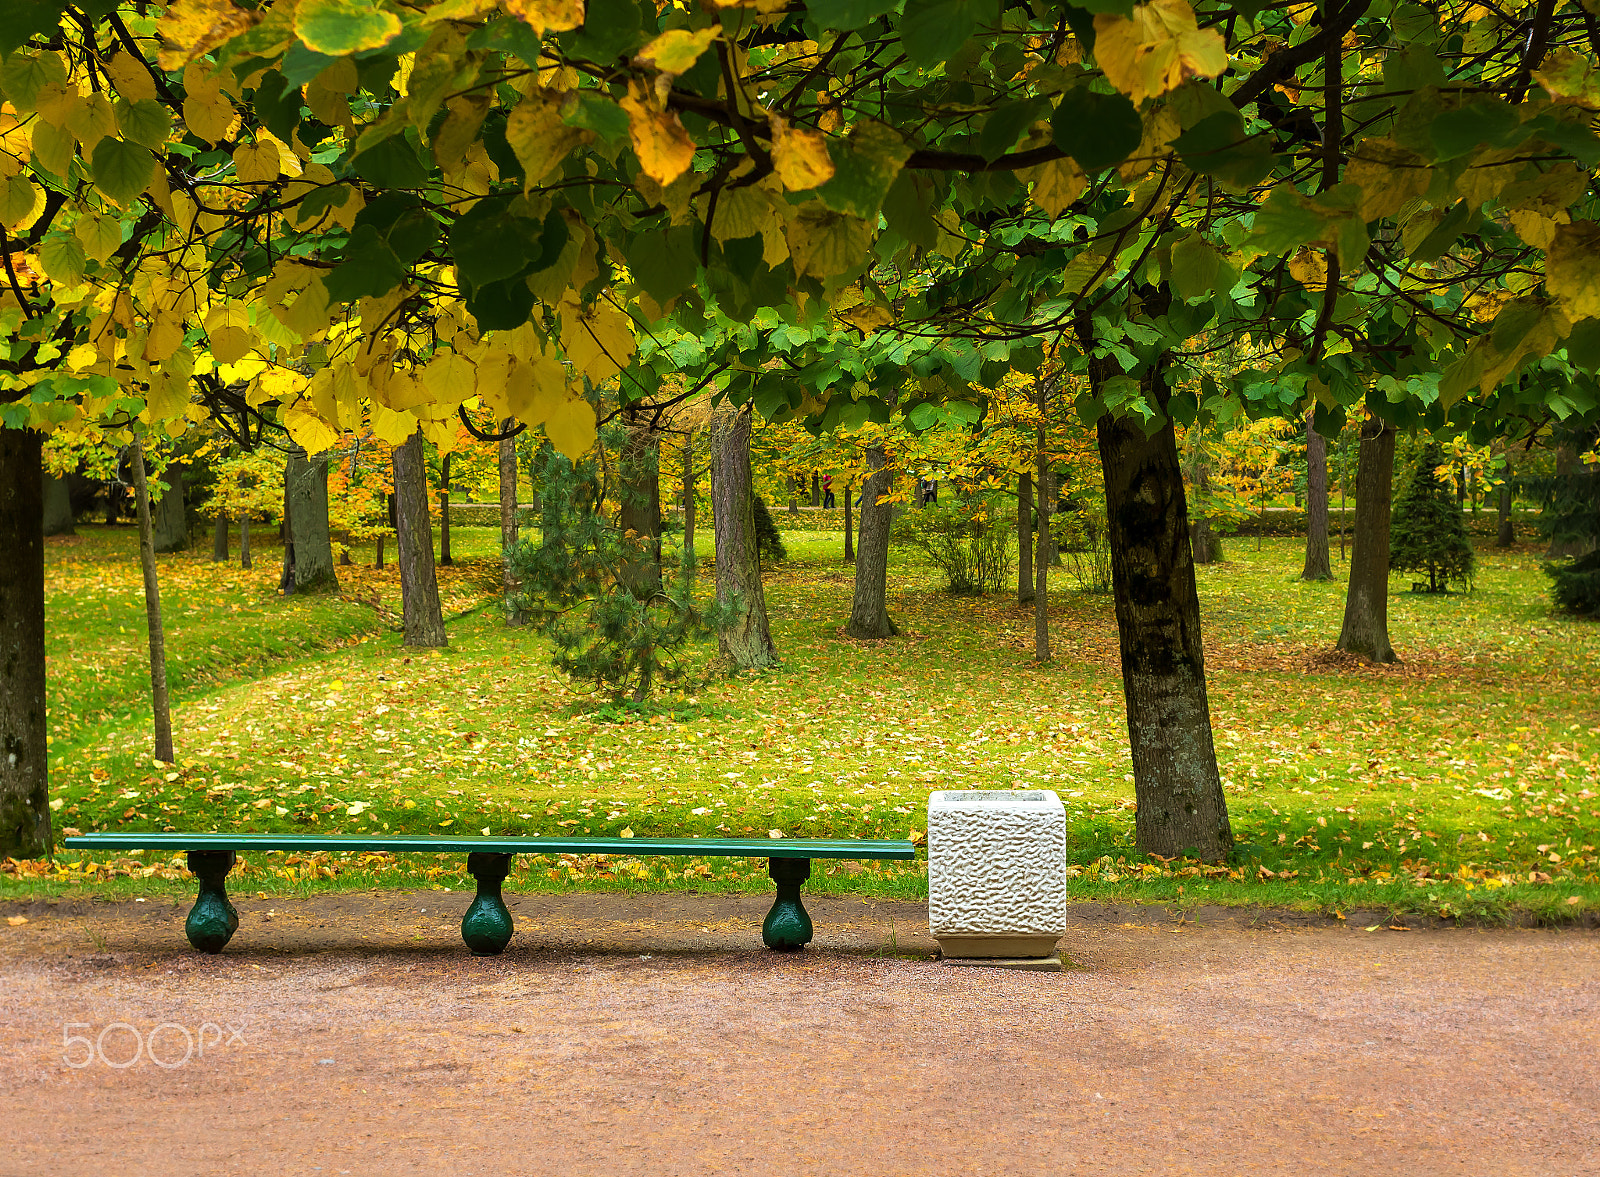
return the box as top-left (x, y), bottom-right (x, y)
top-left (1548, 550), bottom-right (1600, 615)
top-left (892, 496), bottom-right (1012, 594)
top-left (1390, 441), bottom-right (1475, 593)
top-left (1055, 499), bottom-right (1112, 593)
top-left (752, 494), bottom-right (787, 564)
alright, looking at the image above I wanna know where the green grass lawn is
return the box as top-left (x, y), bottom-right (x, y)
top-left (14, 520), bottom-right (1600, 926)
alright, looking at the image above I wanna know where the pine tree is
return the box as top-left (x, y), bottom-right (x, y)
top-left (1389, 442), bottom-right (1475, 593)
top-left (1540, 428), bottom-right (1600, 614)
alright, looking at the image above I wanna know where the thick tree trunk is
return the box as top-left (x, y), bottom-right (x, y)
top-left (239, 513), bottom-right (252, 569)
top-left (286, 448), bottom-right (337, 591)
top-left (1089, 343), bottom-right (1233, 863)
top-left (1301, 406), bottom-right (1333, 580)
top-left (619, 408), bottom-right (663, 599)
top-left (439, 452), bottom-right (453, 567)
top-left (152, 466), bottom-right (188, 553)
top-left (1335, 415), bottom-right (1397, 663)
top-left (41, 471), bottom-right (73, 536)
top-left (843, 485), bottom-right (854, 562)
top-left (846, 446), bottom-right (897, 638)
top-left (1017, 470), bottom-right (1034, 605)
top-left (0, 429), bottom-right (51, 858)
top-left (393, 432), bottom-right (448, 648)
top-left (709, 408), bottom-right (778, 668)
top-left (1033, 444), bottom-right (1049, 662)
top-left (498, 425), bottom-right (520, 618)
top-left (129, 436), bottom-right (175, 763)
top-left (681, 437), bottom-right (697, 581)
top-left (211, 512), bottom-right (228, 562)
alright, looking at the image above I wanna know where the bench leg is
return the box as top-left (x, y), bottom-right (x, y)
top-left (185, 850), bottom-right (239, 954)
top-left (462, 852), bottom-right (515, 956)
top-left (762, 857), bottom-right (813, 951)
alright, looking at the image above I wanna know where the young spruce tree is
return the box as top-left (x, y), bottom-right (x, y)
top-left (1389, 442), bottom-right (1475, 594)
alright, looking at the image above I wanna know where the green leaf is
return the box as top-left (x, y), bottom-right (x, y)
top-left (1051, 87), bottom-right (1141, 172)
top-left (626, 225), bottom-right (699, 304)
top-left (979, 98), bottom-right (1048, 163)
top-left (449, 196), bottom-right (566, 290)
top-left (1172, 111), bottom-right (1275, 189)
top-left (1168, 233), bottom-right (1220, 303)
top-left (881, 169), bottom-right (939, 250)
top-left (38, 233), bottom-right (85, 285)
top-left (817, 122), bottom-right (911, 220)
top-left (114, 99), bottom-right (172, 149)
top-left (1566, 318), bottom-right (1600, 370)
top-left (89, 137), bottom-right (155, 208)
top-left (567, 0), bottom-right (645, 65)
top-left (251, 70), bottom-right (300, 145)
top-left (0, 0), bottom-right (66, 59)
top-left (1429, 100), bottom-right (1525, 162)
top-left (0, 50), bottom-right (66, 112)
top-left (294, 0), bottom-right (402, 56)
top-left (323, 224), bottom-right (407, 301)
top-left (566, 91), bottom-right (630, 144)
top-left (464, 274), bottom-right (536, 331)
top-left (901, 0), bottom-right (999, 68)
top-left (804, 0), bottom-right (897, 30)
top-left (1249, 187), bottom-right (1333, 255)
top-left (352, 133), bottom-right (429, 187)
top-left (354, 192), bottom-right (439, 265)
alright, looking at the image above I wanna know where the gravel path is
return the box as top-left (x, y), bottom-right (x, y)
top-left (3, 892), bottom-right (1596, 1175)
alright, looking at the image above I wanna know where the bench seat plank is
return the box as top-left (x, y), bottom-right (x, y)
top-left (63, 832), bottom-right (917, 859)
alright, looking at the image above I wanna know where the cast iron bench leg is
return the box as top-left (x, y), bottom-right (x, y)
top-left (762, 857), bottom-right (813, 951)
top-left (185, 849), bottom-right (240, 954)
top-left (462, 852), bottom-right (515, 956)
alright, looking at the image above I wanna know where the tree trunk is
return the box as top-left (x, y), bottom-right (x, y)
top-left (843, 484), bottom-right (854, 562)
top-left (151, 466), bottom-right (188, 553)
top-left (129, 436), bottom-right (175, 763)
top-left (846, 446), bottom-right (897, 638)
top-left (499, 425), bottom-right (520, 618)
top-left (286, 447), bottom-right (337, 592)
top-left (438, 451), bottom-right (453, 567)
top-left (1188, 466), bottom-right (1222, 565)
top-left (1033, 442), bottom-right (1050, 662)
top-left (710, 408), bottom-right (778, 668)
top-left (240, 512), bottom-right (252, 570)
top-left (393, 432), bottom-right (448, 647)
top-left (1497, 481), bottom-right (1515, 546)
top-left (1301, 406), bottom-right (1333, 580)
top-left (1335, 415), bottom-right (1398, 663)
top-left (0, 429), bottom-right (51, 858)
top-left (1017, 470), bottom-right (1034, 605)
top-left (681, 436), bottom-right (697, 581)
top-left (811, 471), bottom-right (820, 507)
top-left (41, 471), bottom-right (73, 536)
top-left (1548, 445), bottom-right (1583, 558)
top-left (279, 466), bottom-right (295, 593)
top-left (211, 512), bottom-right (228, 562)
top-left (619, 408), bottom-right (663, 599)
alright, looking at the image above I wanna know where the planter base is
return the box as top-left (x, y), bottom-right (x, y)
top-left (936, 933), bottom-right (1060, 959)
top-left (942, 954), bottom-right (1064, 972)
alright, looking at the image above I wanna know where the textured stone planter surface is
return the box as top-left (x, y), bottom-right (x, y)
top-left (928, 789), bottom-right (1066, 958)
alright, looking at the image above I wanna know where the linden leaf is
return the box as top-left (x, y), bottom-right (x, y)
top-left (1094, 0), bottom-right (1228, 107)
top-left (0, 174), bottom-right (40, 231)
top-left (38, 234), bottom-right (86, 285)
top-left (234, 140), bottom-right (282, 183)
top-left (786, 203), bottom-right (872, 279)
top-left (770, 115), bottom-right (835, 191)
top-left (504, 0), bottom-right (586, 38)
top-left (282, 406), bottom-right (341, 453)
top-left (505, 93), bottom-right (594, 188)
top-left (90, 138), bottom-right (155, 209)
top-left (156, 0), bottom-right (261, 71)
top-left (422, 351), bottom-right (477, 405)
top-left (1534, 48), bottom-right (1600, 110)
top-left (371, 403), bottom-right (421, 445)
top-left (619, 87), bottom-right (696, 186)
top-left (638, 27), bottom-right (719, 75)
top-left (543, 391), bottom-right (597, 460)
top-left (294, 0), bottom-right (402, 56)
top-left (105, 52), bottom-right (158, 102)
top-left (1021, 155), bottom-right (1087, 218)
top-left (560, 299), bottom-right (637, 385)
top-left (75, 213), bottom-right (123, 263)
top-left (1545, 221), bottom-right (1600, 322)
top-left (1344, 137), bottom-right (1432, 220)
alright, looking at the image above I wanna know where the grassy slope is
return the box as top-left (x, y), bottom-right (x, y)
top-left (14, 522), bottom-right (1599, 924)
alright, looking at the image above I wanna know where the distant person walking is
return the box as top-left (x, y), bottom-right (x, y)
top-left (822, 474), bottom-right (835, 509)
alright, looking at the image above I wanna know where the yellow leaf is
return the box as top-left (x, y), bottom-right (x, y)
top-left (106, 52), bottom-right (158, 102)
top-left (157, 0), bottom-right (261, 71)
top-left (1022, 155), bottom-right (1087, 218)
top-left (183, 89), bottom-right (238, 145)
top-left (76, 213), bottom-right (124, 263)
top-left (1287, 247), bottom-right (1327, 287)
top-left (144, 309), bottom-right (187, 362)
top-left (543, 391), bottom-right (596, 460)
top-left (371, 403), bottom-right (421, 445)
top-left (786, 203), bottom-right (872, 280)
top-left (1534, 48), bottom-right (1600, 110)
top-left (234, 140), bottom-right (281, 183)
top-left (504, 0), bottom-right (586, 38)
top-left (295, 0), bottom-right (402, 55)
top-left (1344, 138), bottom-right (1432, 220)
top-left (34, 83), bottom-right (79, 129)
top-left (504, 93), bottom-right (593, 189)
top-left (65, 93), bottom-right (116, 152)
top-left (276, 277), bottom-right (333, 339)
top-left (421, 351), bottom-right (477, 405)
top-left (770, 115), bottom-right (835, 191)
top-left (0, 174), bottom-right (40, 231)
top-left (282, 406), bottom-right (341, 453)
top-left (30, 119), bottom-right (75, 179)
top-left (1545, 221), bottom-right (1600, 321)
top-left (619, 85), bottom-right (696, 186)
top-left (619, 826), bottom-right (634, 838)
top-left (559, 299), bottom-right (636, 385)
top-left (1094, 0), bottom-right (1228, 107)
top-left (638, 27), bottom-right (720, 75)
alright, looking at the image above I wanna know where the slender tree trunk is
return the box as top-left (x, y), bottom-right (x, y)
top-left (1034, 437), bottom-right (1050, 662)
top-left (438, 451), bottom-right (453, 567)
top-left (240, 513), bottom-right (252, 570)
top-left (1188, 458), bottom-right (1222, 565)
top-left (1548, 445), bottom-right (1582, 558)
top-left (1017, 470), bottom-right (1034, 605)
top-left (843, 484), bottom-right (854, 562)
top-left (279, 466), bottom-right (295, 593)
top-left (710, 408), bottom-right (778, 668)
top-left (393, 432), bottom-right (448, 647)
top-left (41, 471), bottom-right (73, 536)
top-left (847, 446), bottom-right (897, 638)
top-left (129, 436), bottom-right (175, 763)
top-left (498, 425), bottom-right (521, 618)
top-left (0, 428), bottom-right (51, 857)
top-left (1497, 481), bottom-right (1515, 547)
top-left (286, 447), bottom-right (337, 591)
top-left (1335, 415), bottom-right (1398, 663)
top-left (619, 408), bottom-right (663, 598)
top-left (681, 436), bottom-right (697, 582)
top-left (152, 466), bottom-right (188, 553)
top-left (211, 512), bottom-right (228, 562)
top-left (811, 470), bottom-right (820, 507)
top-left (1301, 406), bottom-right (1333, 580)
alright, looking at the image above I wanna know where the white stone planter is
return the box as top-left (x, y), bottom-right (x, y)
top-left (927, 789), bottom-right (1066, 959)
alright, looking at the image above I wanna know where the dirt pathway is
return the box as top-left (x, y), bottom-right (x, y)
top-left (3, 893), bottom-right (1596, 1175)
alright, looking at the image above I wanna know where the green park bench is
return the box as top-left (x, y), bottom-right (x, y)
top-left (61, 832), bottom-right (917, 956)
